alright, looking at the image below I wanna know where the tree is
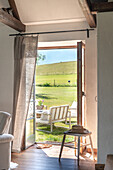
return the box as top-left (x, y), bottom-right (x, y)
top-left (37, 53), bottom-right (46, 64)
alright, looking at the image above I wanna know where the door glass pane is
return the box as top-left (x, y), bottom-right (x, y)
top-left (25, 79), bottom-right (35, 149)
top-left (27, 101), bottom-right (33, 119)
top-left (26, 119), bottom-right (34, 138)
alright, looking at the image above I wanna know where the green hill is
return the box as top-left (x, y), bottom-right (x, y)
top-left (36, 61), bottom-right (77, 75)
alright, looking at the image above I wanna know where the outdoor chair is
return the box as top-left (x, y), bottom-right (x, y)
top-left (36, 105), bottom-right (71, 132)
top-left (69, 101), bottom-right (77, 117)
top-left (0, 111), bottom-right (14, 170)
top-left (65, 101), bottom-right (77, 124)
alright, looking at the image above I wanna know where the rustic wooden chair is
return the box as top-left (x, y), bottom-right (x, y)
top-left (59, 129), bottom-right (94, 166)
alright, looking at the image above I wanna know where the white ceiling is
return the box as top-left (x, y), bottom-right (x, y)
top-left (14, 0), bottom-right (86, 25)
top-left (0, 0), bottom-right (9, 8)
top-left (0, 0), bottom-right (86, 26)
top-left (1, 0), bottom-right (112, 27)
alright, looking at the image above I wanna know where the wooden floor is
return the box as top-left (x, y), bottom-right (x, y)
top-left (12, 144), bottom-right (96, 170)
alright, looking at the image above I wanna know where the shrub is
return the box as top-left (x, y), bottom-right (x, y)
top-left (36, 83), bottom-right (77, 87)
top-left (43, 83), bottom-right (51, 87)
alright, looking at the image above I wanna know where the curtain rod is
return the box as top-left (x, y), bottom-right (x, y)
top-left (9, 28), bottom-right (95, 38)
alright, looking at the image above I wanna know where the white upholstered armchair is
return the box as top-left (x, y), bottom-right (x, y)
top-left (0, 111), bottom-right (14, 170)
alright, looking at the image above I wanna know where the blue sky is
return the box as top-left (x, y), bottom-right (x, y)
top-left (37, 49), bottom-right (77, 65)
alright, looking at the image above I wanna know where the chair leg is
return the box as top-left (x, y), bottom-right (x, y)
top-left (89, 134), bottom-right (94, 160)
top-left (50, 123), bottom-right (53, 132)
top-left (77, 136), bottom-right (80, 166)
top-left (74, 137), bottom-right (77, 156)
top-left (69, 111), bottom-right (71, 129)
top-left (65, 118), bottom-right (67, 124)
top-left (59, 134), bottom-right (66, 162)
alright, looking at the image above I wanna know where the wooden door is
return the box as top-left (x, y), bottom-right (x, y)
top-left (77, 41), bottom-right (85, 126)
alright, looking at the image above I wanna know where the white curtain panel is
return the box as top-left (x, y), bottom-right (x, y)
top-left (12, 36), bottom-right (38, 152)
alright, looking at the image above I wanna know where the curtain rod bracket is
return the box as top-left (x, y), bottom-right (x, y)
top-left (87, 29), bottom-right (89, 38)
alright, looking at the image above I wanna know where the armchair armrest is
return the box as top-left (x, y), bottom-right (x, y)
top-left (0, 134), bottom-right (14, 143)
top-left (95, 164), bottom-right (105, 170)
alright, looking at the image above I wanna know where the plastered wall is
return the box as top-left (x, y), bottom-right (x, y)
top-left (0, 23), bottom-right (16, 114)
top-left (97, 12), bottom-right (113, 163)
top-left (85, 32), bottom-right (97, 149)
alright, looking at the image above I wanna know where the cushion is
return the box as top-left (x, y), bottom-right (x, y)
top-left (0, 111), bottom-right (11, 135)
top-left (105, 154), bottom-right (113, 170)
top-left (40, 110), bottom-right (50, 121)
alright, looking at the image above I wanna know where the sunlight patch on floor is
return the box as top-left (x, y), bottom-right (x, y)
top-left (42, 145), bottom-right (76, 159)
top-left (40, 144), bottom-right (95, 163)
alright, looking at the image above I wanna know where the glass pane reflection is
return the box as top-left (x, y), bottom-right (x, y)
top-left (27, 102), bottom-right (34, 119)
top-left (26, 119), bottom-right (33, 138)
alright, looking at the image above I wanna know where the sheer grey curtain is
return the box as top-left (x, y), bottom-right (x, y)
top-left (12, 36), bottom-right (38, 152)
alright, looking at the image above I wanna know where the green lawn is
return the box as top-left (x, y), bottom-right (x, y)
top-left (36, 74), bottom-right (77, 86)
top-left (36, 119), bottom-right (77, 143)
top-left (35, 84), bottom-right (77, 143)
top-left (35, 86), bottom-right (77, 108)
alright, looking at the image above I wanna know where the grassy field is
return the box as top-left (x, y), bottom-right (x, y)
top-left (35, 86), bottom-right (77, 108)
top-left (36, 119), bottom-right (77, 143)
top-left (35, 61), bottom-right (77, 108)
top-left (36, 61), bottom-right (77, 86)
top-left (36, 61), bottom-right (77, 76)
top-left (36, 74), bottom-right (77, 86)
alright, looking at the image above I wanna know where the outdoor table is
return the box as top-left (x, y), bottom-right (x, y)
top-left (36, 109), bottom-right (49, 118)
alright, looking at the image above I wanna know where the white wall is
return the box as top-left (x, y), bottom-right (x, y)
top-left (0, 23), bottom-right (16, 115)
top-left (85, 31), bottom-right (97, 149)
top-left (27, 21), bottom-right (89, 42)
top-left (27, 21), bottom-right (97, 148)
top-left (97, 12), bottom-right (113, 163)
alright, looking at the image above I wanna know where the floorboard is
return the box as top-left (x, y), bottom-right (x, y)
top-left (12, 144), bottom-right (96, 170)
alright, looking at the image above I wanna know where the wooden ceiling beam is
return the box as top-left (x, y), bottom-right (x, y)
top-left (78, 0), bottom-right (96, 28)
top-left (8, 0), bottom-right (20, 20)
top-left (0, 8), bottom-right (25, 32)
top-left (92, 2), bottom-right (113, 13)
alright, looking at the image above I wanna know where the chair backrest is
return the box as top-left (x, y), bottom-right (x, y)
top-left (49, 105), bottom-right (69, 121)
top-left (70, 101), bottom-right (77, 109)
top-left (0, 111), bottom-right (11, 134)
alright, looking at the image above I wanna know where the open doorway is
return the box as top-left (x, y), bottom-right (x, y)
top-left (36, 46), bottom-right (77, 143)
top-left (25, 41), bottom-right (85, 148)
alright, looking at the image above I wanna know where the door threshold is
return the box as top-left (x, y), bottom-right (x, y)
top-left (36, 141), bottom-right (75, 146)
